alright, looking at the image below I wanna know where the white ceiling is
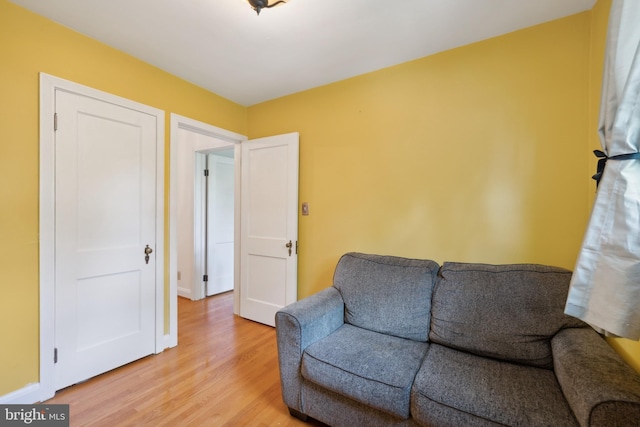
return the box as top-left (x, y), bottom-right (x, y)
top-left (10, 0), bottom-right (596, 106)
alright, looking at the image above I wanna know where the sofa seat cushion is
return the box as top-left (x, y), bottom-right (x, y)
top-left (430, 262), bottom-right (586, 368)
top-left (333, 253), bottom-right (440, 342)
top-left (301, 324), bottom-right (429, 419)
top-left (411, 344), bottom-right (579, 427)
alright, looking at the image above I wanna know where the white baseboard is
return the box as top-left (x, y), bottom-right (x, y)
top-left (177, 286), bottom-right (191, 299)
top-left (0, 383), bottom-right (41, 404)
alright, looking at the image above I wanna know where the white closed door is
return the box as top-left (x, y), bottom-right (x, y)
top-left (54, 90), bottom-right (157, 390)
top-left (240, 133), bottom-right (299, 327)
top-left (206, 154), bottom-right (235, 296)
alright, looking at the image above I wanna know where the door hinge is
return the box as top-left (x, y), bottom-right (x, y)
top-left (203, 274), bottom-right (208, 282)
top-left (296, 240), bottom-right (299, 255)
top-left (54, 113), bottom-right (58, 131)
top-left (54, 347), bottom-right (58, 364)
top-left (204, 169), bottom-right (209, 177)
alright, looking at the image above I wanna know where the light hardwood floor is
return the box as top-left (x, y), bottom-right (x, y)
top-left (46, 292), bottom-right (326, 426)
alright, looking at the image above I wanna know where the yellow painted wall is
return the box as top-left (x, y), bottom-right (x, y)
top-left (249, 12), bottom-right (592, 299)
top-left (0, 0), bottom-right (247, 396)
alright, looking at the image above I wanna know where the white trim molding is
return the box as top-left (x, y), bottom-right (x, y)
top-left (0, 384), bottom-right (41, 405)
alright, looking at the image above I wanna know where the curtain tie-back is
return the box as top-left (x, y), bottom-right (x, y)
top-left (592, 149), bottom-right (640, 186)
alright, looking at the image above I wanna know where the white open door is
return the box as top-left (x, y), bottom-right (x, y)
top-left (206, 153), bottom-right (235, 296)
top-left (240, 133), bottom-right (299, 326)
top-left (54, 89), bottom-right (158, 390)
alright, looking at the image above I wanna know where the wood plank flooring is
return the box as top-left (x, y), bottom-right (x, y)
top-left (46, 292), bottom-right (326, 426)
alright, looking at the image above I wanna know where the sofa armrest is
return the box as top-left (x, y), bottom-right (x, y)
top-left (275, 286), bottom-right (345, 413)
top-left (552, 327), bottom-right (640, 427)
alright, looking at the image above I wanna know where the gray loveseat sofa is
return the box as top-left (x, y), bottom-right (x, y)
top-left (275, 252), bottom-right (640, 427)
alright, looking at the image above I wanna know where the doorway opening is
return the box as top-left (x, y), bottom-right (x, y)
top-left (174, 123), bottom-right (238, 301)
top-left (169, 114), bottom-right (246, 346)
top-left (169, 114), bottom-right (299, 335)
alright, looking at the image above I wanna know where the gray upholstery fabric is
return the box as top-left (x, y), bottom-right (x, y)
top-left (333, 252), bottom-right (439, 342)
top-left (552, 327), bottom-right (640, 427)
top-left (430, 262), bottom-right (586, 368)
top-left (302, 323), bottom-right (429, 419)
top-left (303, 380), bottom-right (420, 427)
top-left (412, 343), bottom-right (579, 427)
top-left (275, 254), bottom-right (640, 427)
top-left (411, 395), bottom-right (506, 427)
top-left (275, 287), bottom-right (345, 413)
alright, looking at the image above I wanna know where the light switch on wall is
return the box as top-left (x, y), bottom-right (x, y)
top-left (302, 202), bottom-right (309, 216)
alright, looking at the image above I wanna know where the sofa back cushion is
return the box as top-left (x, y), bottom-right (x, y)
top-left (333, 252), bottom-right (440, 342)
top-left (429, 262), bottom-right (586, 368)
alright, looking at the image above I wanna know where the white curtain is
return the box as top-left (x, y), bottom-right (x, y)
top-left (565, 0), bottom-right (640, 340)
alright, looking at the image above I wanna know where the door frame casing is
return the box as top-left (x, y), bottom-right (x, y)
top-left (169, 114), bottom-right (246, 335)
top-left (39, 73), bottom-right (165, 401)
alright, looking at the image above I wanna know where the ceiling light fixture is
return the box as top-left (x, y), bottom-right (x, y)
top-left (247, 0), bottom-right (286, 15)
